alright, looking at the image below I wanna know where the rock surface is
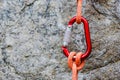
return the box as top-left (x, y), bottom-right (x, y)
top-left (0, 0), bottom-right (120, 80)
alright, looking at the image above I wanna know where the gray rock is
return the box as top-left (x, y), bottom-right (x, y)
top-left (0, 0), bottom-right (120, 80)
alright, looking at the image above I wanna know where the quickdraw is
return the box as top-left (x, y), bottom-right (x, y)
top-left (62, 0), bottom-right (92, 80)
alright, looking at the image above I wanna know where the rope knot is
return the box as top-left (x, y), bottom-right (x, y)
top-left (68, 52), bottom-right (85, 80)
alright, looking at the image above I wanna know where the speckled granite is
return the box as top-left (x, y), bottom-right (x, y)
top-left (0, 0), bottom-right (120, 80)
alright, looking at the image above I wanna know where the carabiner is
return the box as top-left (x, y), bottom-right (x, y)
top-left (62, 16), bottom-right (92, 60)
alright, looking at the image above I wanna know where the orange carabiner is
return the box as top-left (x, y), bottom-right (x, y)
top-left (76, 0), bottom-right (82, 24)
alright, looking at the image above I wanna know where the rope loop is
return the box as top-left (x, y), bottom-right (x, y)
top-left (68, 52), bottom-right (85, 80)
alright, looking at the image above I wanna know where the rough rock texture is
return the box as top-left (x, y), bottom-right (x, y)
top-left (0, 0), bottom-right (120, 80)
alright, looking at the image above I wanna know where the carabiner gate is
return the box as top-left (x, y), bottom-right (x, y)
top-left (62, 16), bottom-right (92, 60)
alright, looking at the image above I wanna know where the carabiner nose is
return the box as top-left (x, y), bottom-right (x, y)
top-left (62, 16), bottom-right (92, 60)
